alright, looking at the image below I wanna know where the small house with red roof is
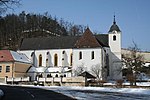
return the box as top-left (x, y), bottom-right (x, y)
top-left (0, 50), bottom-right (31, 78)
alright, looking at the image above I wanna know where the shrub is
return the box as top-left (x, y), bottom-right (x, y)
top-left (116, 79), bottom-right (124, 88)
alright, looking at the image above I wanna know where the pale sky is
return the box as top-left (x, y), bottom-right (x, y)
top-left (6, 0), bottom-right (150, 51)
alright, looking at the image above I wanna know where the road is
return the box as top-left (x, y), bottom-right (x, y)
top-left (0, 85), bottom-right (75, 100)
top-left (1, 85), bottom-right (150, 100)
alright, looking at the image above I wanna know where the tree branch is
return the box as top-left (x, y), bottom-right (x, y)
top-left (0, 0), bottom-right (21, 14)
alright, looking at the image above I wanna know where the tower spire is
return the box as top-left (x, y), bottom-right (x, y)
top-left (108, 14), bottom-right (121, 32)
top-left (113, 14), bottom-right (116, 25)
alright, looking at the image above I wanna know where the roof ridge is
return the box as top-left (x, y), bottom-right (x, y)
top-left (74, 28), bottom-right (102, 48)
top-left (20, 29), bottom-right (109, 50)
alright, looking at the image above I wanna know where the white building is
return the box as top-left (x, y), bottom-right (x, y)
top-left (18, 16), bottom-right (122, 81)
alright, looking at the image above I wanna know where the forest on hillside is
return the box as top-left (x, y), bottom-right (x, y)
top-left (0, 11), bottom-right (86, 50)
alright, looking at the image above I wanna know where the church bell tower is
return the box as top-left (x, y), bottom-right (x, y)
top-left (109, 15), bottom-right (121, 59)
top-left (108, 15), bottom-right (122, 80)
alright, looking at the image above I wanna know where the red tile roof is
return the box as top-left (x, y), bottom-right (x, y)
top-left (74, 28), bottom-right (102, 48)
top-left (0, 50), bottom-right (14, 62)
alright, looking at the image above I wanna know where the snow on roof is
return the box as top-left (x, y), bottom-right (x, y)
top-left (46, 66), bottom-right (71, 73)
top-left (27, 66), bottom-right (71, 73)
top-left (28, 66), bottom-right (48, 73)
top-left (10, 51), bottom-right (31, 64)
top-left (36, 67), bottom-right (48, 72)
top-left (46, 67), bottom-right (60, 73)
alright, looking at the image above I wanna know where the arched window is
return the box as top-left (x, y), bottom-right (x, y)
top-left (55, 74), bottom-right (58, 77)
top-left (70, 53), bottom-right (73, 66)
top-left (64, 74), bottom-right (66, 77)
top-left (91, 51), bottom-right (94, 60)
top-left (46, 58), bottom-right (48, 67)
top-left (54, 54), bottom-right (58, 66)
top-left (39, 54), bottom-right (42, 66)
top-left (62, 51), bottom-right (65, 54)
top-left (113, 35), bottom-right (116, 41)
top-left (79, 51), bottom-right (82, 60)
top-left (47, 74), bottom-right (52, 78)
top-left (47, 51), bottom-right (49, 55)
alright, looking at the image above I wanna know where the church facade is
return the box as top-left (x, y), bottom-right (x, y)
top-left (19, 16), bottom-right (122, 81)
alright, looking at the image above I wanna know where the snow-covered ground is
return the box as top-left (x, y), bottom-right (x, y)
top-left (104, 81), bottom-right (150, 86)
top-left (21, 85), bottom-right (150, 100)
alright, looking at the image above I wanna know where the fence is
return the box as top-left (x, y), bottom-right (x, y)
top-left (37, 76), bottom-right (86, 86)
top-left (5, 76), bottom-right (86, 86)
top-left (6, 77), bottom-right (30, 83)
top-left (38, 76), bottom-right (85, 82)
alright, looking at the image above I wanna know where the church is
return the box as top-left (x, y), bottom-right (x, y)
top-left (18, 16), bottom-right (122, 81)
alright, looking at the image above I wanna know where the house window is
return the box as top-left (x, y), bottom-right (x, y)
top-left (113, 35), bottom-right (116, 41)
top-left (79, 51), bottom-right (82, 60)
top-left (6, 66), bottom-right (10, 73)
top-left (70, 53), bottom-right (73, 66)
top-left (0, 66), bottom-right (2, 73)
top-left (39, 54), bottom-right (42, 66)
top-left (91, 51), bottom-right (94, 60)
top-left (54, 54), bottom-right (58, 66)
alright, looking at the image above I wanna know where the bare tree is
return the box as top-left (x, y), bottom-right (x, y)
top-left (74, 63), bottom-right (84, 76)
top-left (91, 64), bottom-right (107, 81)
top-left (122, 41), bottom-right (144, 85)
top-left (0, 0), bottom-right (21, 14)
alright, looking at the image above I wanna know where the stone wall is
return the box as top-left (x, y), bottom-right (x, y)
top-left (38, 76), bottom-right (86, 86)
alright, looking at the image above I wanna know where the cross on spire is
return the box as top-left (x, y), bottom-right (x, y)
top-left (113, 14), bottom-right (116, 25)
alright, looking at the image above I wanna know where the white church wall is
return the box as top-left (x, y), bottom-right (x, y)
top-left (20, 49), bottom-right (73, 67)
top-left (73, 48), bottom-right (103, 73)
top-left (109, 31), bottom-right (121, 54)
top-left (110, 52), bottom-right (122, 80)
top-left (48, 49), bottom-right (72, 67)
top-left (34, 50), bottom-right (47, 67)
